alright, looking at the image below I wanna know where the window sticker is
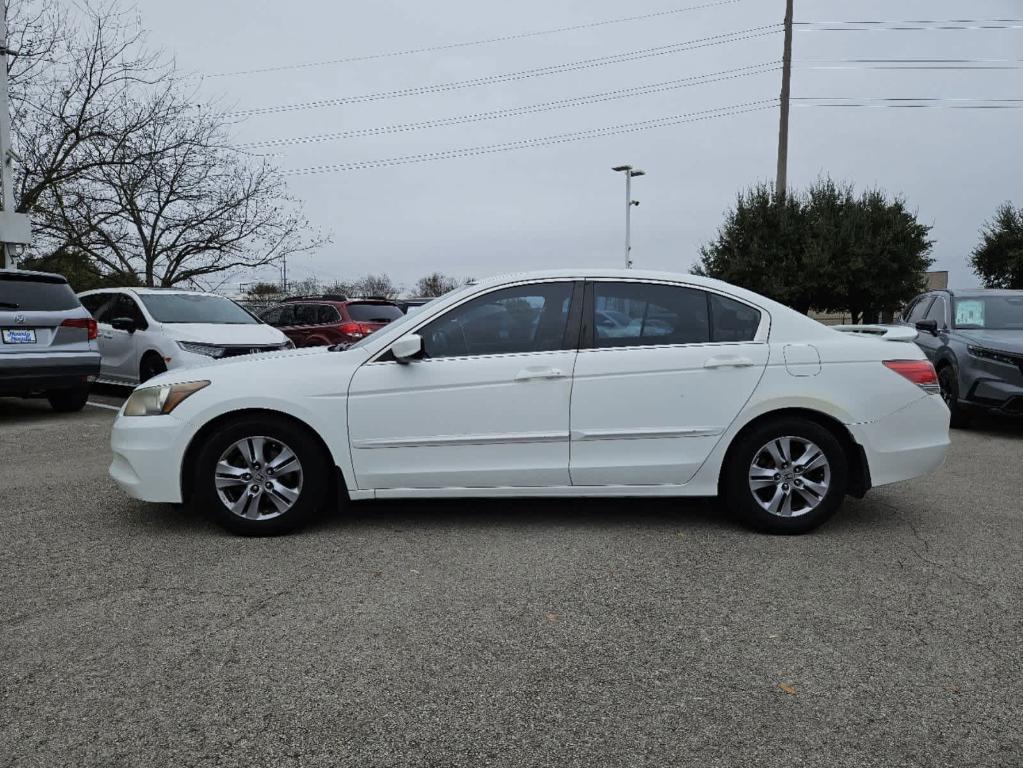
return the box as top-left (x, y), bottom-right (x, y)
top-left (955, 300), bottom-right (985, 327)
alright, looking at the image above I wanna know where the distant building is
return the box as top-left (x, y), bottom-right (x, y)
top-left (926, 271), bottom-right (949, 290)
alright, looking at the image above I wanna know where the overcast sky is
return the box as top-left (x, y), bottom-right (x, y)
top-left (136, 0), bottom-right (1021, 294)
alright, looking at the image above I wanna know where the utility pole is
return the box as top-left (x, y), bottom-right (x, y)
top-left (775, 0), bottom-right (794, 200)
top-left (612, 165), bottom-right (645, 269)
top-left (0, 14), bottom-right (32, 269)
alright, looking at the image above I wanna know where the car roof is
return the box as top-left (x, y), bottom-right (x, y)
top-left (78, 286), bottom-right (210, 296)
top-left (941, 288), bottom-right (1023, 298)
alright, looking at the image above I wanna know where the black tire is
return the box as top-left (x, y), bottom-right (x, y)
top-left (938, 364), bottom-right (971, 428)
top-left (46, 386), bottom-right (89, 413)
top-left (139, 353), bottom-right (167, 383)
top-left (721, 417), bottom-right (848, 535)
top-left (192, 415), bottom-right (331, 536)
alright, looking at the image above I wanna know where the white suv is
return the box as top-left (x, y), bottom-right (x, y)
top-left (77, 287), bottom-right (293, 385)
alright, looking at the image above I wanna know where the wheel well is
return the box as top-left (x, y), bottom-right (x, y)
top-left (179, 408), bottom-right (346, 504)
top-left (719, 408), bottom-right (871, 499)
top-left (139, 349), bottom-right (165, 374)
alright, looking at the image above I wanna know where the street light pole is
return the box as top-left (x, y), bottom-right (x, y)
top-left (612, 165), bottom-right (645, 269)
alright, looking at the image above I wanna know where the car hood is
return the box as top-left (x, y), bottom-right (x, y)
top-left (143, 345), bottom-right (370, 388)
top-left (161, 323), bottom-right (288, 345)
top-left (957, 330), bottom-right (1023, 354)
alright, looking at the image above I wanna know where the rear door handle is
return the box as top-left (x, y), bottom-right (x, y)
top-left (703, 355), bottom-right (755, 369)
top-left (515, 367), bottom-right (566, 381)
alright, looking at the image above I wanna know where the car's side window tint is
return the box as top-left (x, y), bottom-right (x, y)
top-left (80, 293), bottom-right (114, 322)
top-left (907, 297), bottom-right (933, 324)
top-left (261, 306), bottom-right (282, 325)
top-left (592, 282), bottom-right (710, 348)
top-left (420, 282), bottom-right (573, 358)
top-left (709, 293), bottom-right (761, 342)
top-left (114, 295), bottom-right (148, 329)
top-left (318, 305), bottom-right (340, 324)
top-left (293, 304), bottom-right (319, 326)
top-left (277, 306), bottom-right (295, 326)
top-left (925, 298), bottom-right (946, 325)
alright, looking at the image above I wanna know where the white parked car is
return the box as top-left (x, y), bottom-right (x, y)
top-left (109, 270), bottom-right (950, 536)
top-left (77, 287), bottom-right (293, 385)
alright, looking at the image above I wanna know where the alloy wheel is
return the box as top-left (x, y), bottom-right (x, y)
top-left (214, 436), bottom-right (304, 521)
top-left (748, 436), bottom-right (831, 518)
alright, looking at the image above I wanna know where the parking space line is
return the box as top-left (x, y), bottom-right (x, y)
top-left (86, 401), bottom-right (122, 411)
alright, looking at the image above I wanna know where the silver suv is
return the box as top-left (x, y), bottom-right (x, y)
top-left (0, 269), bottom-right (101, 412)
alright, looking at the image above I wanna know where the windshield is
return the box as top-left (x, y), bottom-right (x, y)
top-left (347, 302), bottom-right (403, 322)
top-left (346, 294), bottom-right (449, 350)
top-left (140, 293), bottom-right (259, 324)
top-left (953, 296), bottom-right (1023, 331)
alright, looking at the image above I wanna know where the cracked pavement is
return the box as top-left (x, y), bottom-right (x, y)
top-left (1, 396), bottom-right (1021, 767)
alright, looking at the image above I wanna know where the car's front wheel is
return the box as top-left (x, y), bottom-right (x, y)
top-left (722, 417), bottom-right (848, 535)
top-left (192, 415), bottom-right (331, 535)
top-left (937, 364), bottom-right (970, 428)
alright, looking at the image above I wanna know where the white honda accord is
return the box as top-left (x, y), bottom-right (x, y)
top-left (109, 269), bottom-right (950, 535)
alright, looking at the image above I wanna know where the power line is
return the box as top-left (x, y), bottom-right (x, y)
top-left (795, 97), bottom-right (1023, 109)
top-left (207, 0), bottom-right (747, 78)
top-left (225, 25), bottom-right (782, 118)
top-left (283, 100), bottom-right (778, 175)
top-left (795, 19), bottom-right (1023, 32)
top-left (240, 62), bottom-right (780, 149)
top-left (801, 58), bottom-right (1023, 70)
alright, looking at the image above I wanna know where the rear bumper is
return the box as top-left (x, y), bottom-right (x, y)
top-left (0, 352), bottom-right (100, 395)
top-left (109, 413), bottom-right (189, 503)
top-left (847, 395), bottom-right (950, 487)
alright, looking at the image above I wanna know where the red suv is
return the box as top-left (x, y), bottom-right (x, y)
top-left (259, 296), bottom-right (403, 347)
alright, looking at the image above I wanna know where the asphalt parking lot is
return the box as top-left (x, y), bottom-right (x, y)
top-left (1, 394), bottom-right (1021, 768)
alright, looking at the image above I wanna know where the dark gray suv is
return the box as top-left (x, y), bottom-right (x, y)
top-left (0, 269), bottom-right (101, 412)
top-left (899, 288), bottom-right (1023, 426)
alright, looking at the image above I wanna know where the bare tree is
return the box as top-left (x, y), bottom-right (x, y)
top-left (350, 273), bottom-right (398, 299)
top-left (7, 0), bottom-right (326, 286)
top-left (414, 272), bottom-right (462, 297)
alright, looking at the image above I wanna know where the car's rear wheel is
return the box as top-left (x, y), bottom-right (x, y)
top-left (139, 353), bottom-right (167, 383)
top-left (722, 417), bottom-right (848, 535)
top-left (192, 415), bottom-right (330, 535)
top-left (46, 386), bottom-right (89, 413)
top-left (937, 364), bottom-right (970, 428)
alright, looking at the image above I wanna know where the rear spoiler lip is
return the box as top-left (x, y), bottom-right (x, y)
top-left (831, 324), bottom-right (919, 342)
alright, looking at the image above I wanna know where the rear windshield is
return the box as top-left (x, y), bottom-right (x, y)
top-left (139, 293), bottom-right (259, 324)
top-left (347, 302), bottom-right (402, 322)
top-left (0, 275), bottom-right (80, 311)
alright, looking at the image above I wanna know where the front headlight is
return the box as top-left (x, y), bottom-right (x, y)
top-left (281, 339), bottom-right (295, 349)
top-left (178, 341), bottom-right (226, 358)
top-left (123, 380), bottom-right (210, 417)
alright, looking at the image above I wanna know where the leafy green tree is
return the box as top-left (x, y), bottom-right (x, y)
top-left (695, 179), bottom-right (933, 320)
top-left (19, 249), bottom-right (139, 292)
top-left (970, 203), bottom-right (1023, 289)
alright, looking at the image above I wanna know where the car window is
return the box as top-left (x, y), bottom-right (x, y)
top-left (347, 302), bottom-right (403, 322)
top-left (292, 304), bottom-right (319, 326)
top-left (592, 282), bottom-right (710, 348)
top-left (420, 282), bottom-right (573, 358)
top-left (318, 304), bottom-right (340, 324)
top-left (110, 294), bottom-right (148, 329)
top-left (924, 297), bottom-right (946, 326)
top-left (276, 305), bottom-right (296, 326)
top-left (709, 293), bottom-right (761, 342)
top-left (0, 274), bottom-right (80, 311)
top-left (260, 306), bottom-right (282, 325)
top-left (79, 293), bottom-right (115, 321)
top-left (953, 295), bottom-right (1023, 330)
top-left (139, 293), bottom-right (258, 324)
top-left (907, 296), bottom-right (934, 324)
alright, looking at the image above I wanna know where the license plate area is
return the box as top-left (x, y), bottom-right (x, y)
top-left (2, 329), bottom-right (37, 344)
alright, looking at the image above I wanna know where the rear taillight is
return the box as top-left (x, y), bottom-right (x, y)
top-left (883, 360), bottom-right (940, 394)
top-left (338, 321), bottom-right (365, 339)
top-left (61, 317), bottom-right (98, 341)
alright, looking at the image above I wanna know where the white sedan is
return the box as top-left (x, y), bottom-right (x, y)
top-left (109, 269), bottom-right (950, 535)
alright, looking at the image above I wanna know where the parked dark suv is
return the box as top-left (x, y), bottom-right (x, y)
top-left (259, 296), bottom-right (403, 347)
top-left (900, 288), bottom-right (1023, 426)
top-left (0, 269), bottom-right (101, 412)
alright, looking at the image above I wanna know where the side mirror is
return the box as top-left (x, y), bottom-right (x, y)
top-left (110, 316), bottom-right (137, 333)
top-left (390, 334), bottom-right (423, 363)
top-left (915, 319), bottom-right (938, 336)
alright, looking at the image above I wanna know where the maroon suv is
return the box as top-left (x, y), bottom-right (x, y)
top-left (259, 296), bottom-right (403, 347)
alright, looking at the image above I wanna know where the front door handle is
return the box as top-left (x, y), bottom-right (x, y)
top-left (704, 355), bottom-right (755, 369)
top-left (515, 367), bottom-right (566, 381)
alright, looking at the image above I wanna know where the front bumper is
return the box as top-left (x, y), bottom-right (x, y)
top-left (847, 394), bottom-right (950, 487)
top-left (109, 412), bottom-right (189, 503)
top-left (0, 352), bottom-right (100, 395)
